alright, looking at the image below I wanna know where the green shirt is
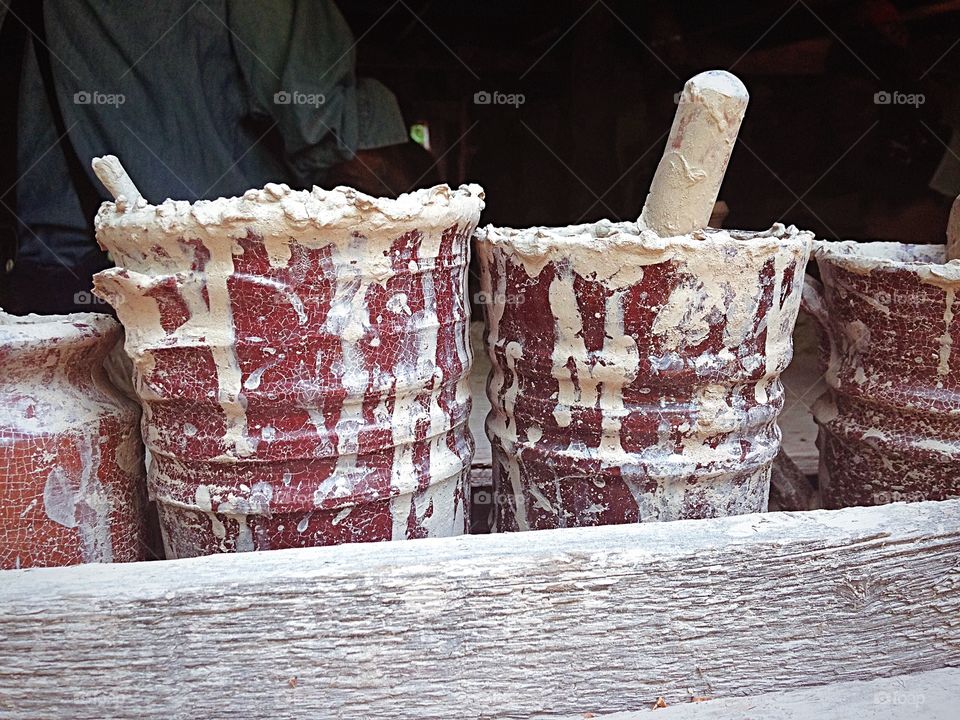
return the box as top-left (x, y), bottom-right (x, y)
top-left (6, 0), bottom-right (407, 265)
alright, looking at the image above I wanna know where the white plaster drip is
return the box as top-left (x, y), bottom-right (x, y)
top-left (206, 236), bottom-right (251, 458)
top-left (43, 432), bottom-right (114, 563)
top-left (599, 290), bottom-right (640, 457)
top-left (319, 256), bottom-right (372, 503)
top-left (549, 268), bottom-right (593, 424)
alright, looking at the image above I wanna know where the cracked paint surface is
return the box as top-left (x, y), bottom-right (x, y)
top-left (477, 221), bottom-right (811, 530)
top-left (0, 312), bottom-right (148, 569)
top-left (807, 241), bottom-right (960, 509)
top-left (93, 182), bottom-right (484, 557)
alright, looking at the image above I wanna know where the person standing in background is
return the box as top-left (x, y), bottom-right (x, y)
top-left (0, 0), bottom-right (424, 314)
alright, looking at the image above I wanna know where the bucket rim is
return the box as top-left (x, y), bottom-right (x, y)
top-left (0, 309), bottom-right (120, 349)
top-left (812, 239), bottom-right (960, 284)
top-left (476, 221), bottom-right (811, 256)
top-left (94, 181), bottom-right (486, 238)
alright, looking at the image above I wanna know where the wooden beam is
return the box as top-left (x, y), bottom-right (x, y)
top-left (1, 500), bottom-right (958, 719)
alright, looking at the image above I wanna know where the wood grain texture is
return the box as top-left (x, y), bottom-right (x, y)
top-left (547, 668), bottom-right (960, 719)
top-left (1, 500), bottom-right (958, 720)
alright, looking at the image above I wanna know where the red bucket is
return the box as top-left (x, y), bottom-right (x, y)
top-left (94, 183), bottom-right (485, 557)
top-left (476, 222), bottom-right (811, 530)
top-left (0, 311), bottom-right (148, 568)
top-left (805, 240), bottom-right (960, 508)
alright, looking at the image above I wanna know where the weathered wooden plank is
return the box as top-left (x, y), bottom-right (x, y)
top-left (0, 500), bottom-right (958, 720)
top-left (546, 667), bottom-right (960, 719)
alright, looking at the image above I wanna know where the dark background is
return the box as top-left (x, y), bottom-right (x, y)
top-left (341, 0), bottom-right (960, 242)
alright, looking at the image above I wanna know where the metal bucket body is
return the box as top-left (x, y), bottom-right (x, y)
top-left (806, 241), bottom-right (960, 508)
top-left (0, 312), bottom-right (147, 568)
top-left (476, 222), bottom-right (812, 531)
top-left (94, 183), bottom-right (484, 556)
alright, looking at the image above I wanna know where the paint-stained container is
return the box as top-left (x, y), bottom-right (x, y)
top-left (93, 183), bottom-right (484, 557)
top-left (476, 221), bottom-right (812, 531)
top-left (0, 311), bottom-right (148, 568)
top-left (804, 241), bottom-right (960, 508)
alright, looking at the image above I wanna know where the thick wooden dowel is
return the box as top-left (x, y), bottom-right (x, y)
top-left (91, 155), bottom-right (143, 205)
top-left (640, 71), bottom-right (749, 237)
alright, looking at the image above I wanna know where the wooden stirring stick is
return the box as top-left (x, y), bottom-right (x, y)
top-left (640, 70), bottom-right (749, 237)
top-left (91, 155), bottom-right (144, 205)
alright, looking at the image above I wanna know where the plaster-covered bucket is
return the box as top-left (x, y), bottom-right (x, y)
top-left (93, 182), bottom-right (484, 556)
top-left (804, 240), bottom-right (960, 508)
top-left (476, 221), bottom-right (812, 530)
top-left (0, 311), bottom-right (148, 568)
